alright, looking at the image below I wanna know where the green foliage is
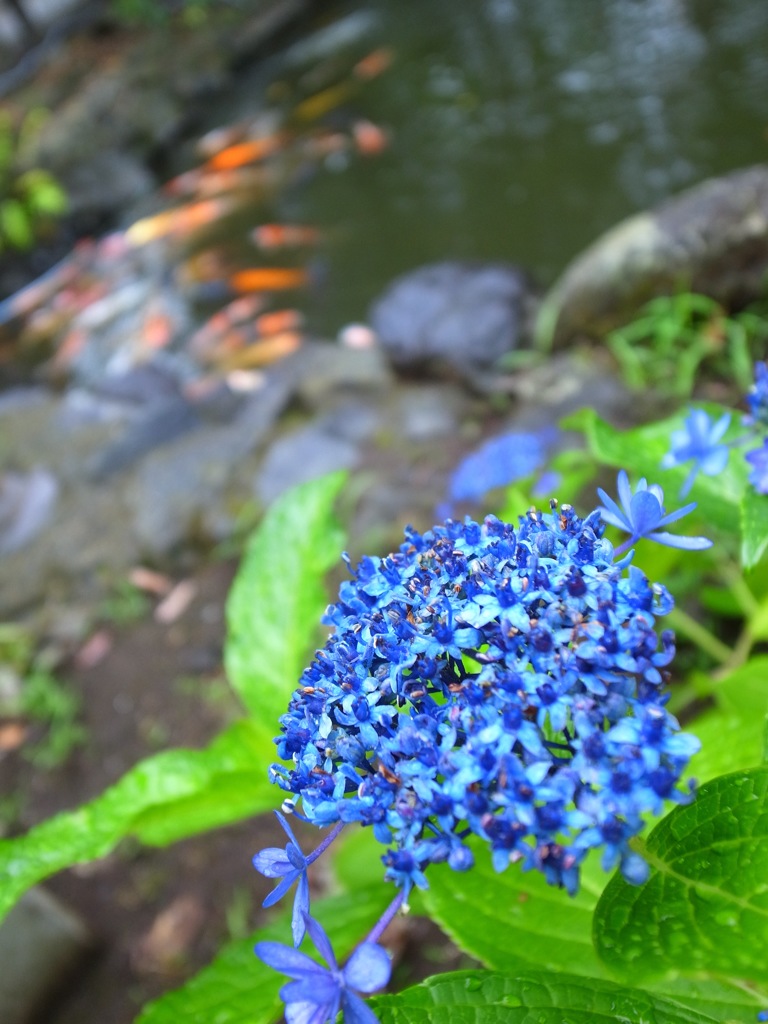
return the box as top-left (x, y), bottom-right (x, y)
top-left (594, 766), bottom-right (768, 988)
top-left (0, 621), bottom-right (84, 768)
top-left (225, 471), bottom-right (345, 720)
top-left (372, 970), bottom-right (728, 1024)
top-left (0, 109), bottom-right (67, 253)
top-left (421, 841), bottom-right (608, 979)
top-left (136, 884), bottom-right (393, 1024)
top-left (110, 0), bottom-right (218, 27)
top-left (606, 292), bottom-right (767, 398)
top-left (0, 473), bottom-right (348, 925)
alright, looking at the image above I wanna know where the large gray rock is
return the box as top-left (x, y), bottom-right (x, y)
top-left (369, 261), bottom-right (535, 378)
top-left (538, 164), bottom-right (768, 347)
top-left (0, 887), bottom-right (92, 1024)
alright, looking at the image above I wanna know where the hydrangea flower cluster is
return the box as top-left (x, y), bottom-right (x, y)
top-left (268, 499), bottom-right (699, 899)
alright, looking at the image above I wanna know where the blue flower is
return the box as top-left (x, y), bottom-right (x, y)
top-left (744, 361), bottom-right (768, 430)
top-left (446, 428), bottom-right (557, 505)
top-left (255, 914), bottom-right (391, 1024)
top-left (597, 470), bottom-right (712, 555)
top-left (746, 441), bottom-right (768, 494)
top-left (252, 812), bottom-right (311, 947)
top-left (660, 408), bottom-right (731, 497)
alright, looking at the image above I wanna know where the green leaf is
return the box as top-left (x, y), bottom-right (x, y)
top-left (741, 486), bottom-right (768, 569)
top-left (565, 407), bottom-right (746, 535)
top-left (594, 766), bottom-right (768, 987)
top-left (135, 883), bottom-right (392, 1024)
top-left (225, 472), bottom-right (346, 720)
top-left (691, 708), bottom-right (766, 783)
top-left (420, 839), bottom-right (609, 978)
top-left (0, 719), bottom-right (277, 923)
top-left (372, 969), bottom-right (724, 1023)
top-left (0, 197), bottom-right (33, 249)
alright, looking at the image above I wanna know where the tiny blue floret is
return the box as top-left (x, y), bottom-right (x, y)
top-left (253, 811), bottom-right (311, 947)
top-left (597, 470), bottom-right (712, 555)
top-left (661, 407), bottom-right (731, 497)
top-left (255, 914), bottom-right (391, 1024)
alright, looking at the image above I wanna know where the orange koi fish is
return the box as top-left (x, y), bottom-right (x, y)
top-left (250, 224), bottom-right (321, 250)
top-left (255, 308), bottom-right (304, 336)
top-left (204, 132), bottom-right (290, 172)
top-left (229, 268), bottom-right (309, 293)
top-left (188, 295), bottom-right (266, 357)
top-left (166, 165), bottom-right (273, 199)
top-left (351, 119), bottom-right (389, 156)
top-left (353, 47), bottom-right (394, 81)
top-left (125, 197), bottom-right (236, 247)
top-left (214, 331), bottom-right (302, 370)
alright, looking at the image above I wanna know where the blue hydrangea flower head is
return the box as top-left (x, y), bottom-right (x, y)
top-left (746, 440), bottom-right (768, 494)
top-left (597, 470), bottom-right (712, 555)
top-left (269, 498), bottom-right (699, 896)
top-left (660, 407), bottom-right (731, 497)
top-left (744, 361), bottom-right (768, 429)
top-left (252, 811), bottom-right (311, 947)
top-left (255, 914), bottom-right (391, 1024)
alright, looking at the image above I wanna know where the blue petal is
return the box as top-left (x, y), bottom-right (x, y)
top-left (616, 470), bottom-right (633, 513)
top-left (305, 914), bottom-right (338, 969)
top-left (655, 499), bottom-right (697, 528)
top-left (255, 940), bottom-right (324, 978)
top-left (628, 490), bottom-right (663, 534)
top-left (343, 942), bottom-right (392, 993)
top-left (263, 870), bottom-right (299, 909)
top-left (646, 531), bottom-right (713, 550)
top-left (285, 999), bottom-right (336, 1024)
top-left (596, 488), bottom-right (629, 530)
top-left (253, 848), bottom-right (293, 878)
top-left (291, 873), bottom-right (311, 947)
top-left (276, 810), bottom-right (303, 849)
top-left (342, 990), bottom-right (384, 1024)
top-left (281, 976), bottom-right (339, 1004)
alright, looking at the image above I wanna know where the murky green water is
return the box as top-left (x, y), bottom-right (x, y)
top-left (204, 0), bottom-right (768, 336)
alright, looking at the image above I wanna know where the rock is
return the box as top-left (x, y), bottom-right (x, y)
top-left (0, 467), bottom-right (59, 555)
top-left (368, 261), bottom-right (535, 378)
top-left (0, 887), bottom-right (92, 1024)
top-left (255, 422), bottom-right (361, 506)
top-left (538, 164), bottom-right (768, 347)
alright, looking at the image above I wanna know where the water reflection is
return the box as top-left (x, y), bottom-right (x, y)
top-left (279, 0), bottom-right (767, 331)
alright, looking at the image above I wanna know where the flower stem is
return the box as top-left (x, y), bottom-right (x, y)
top-left (666, 606), bottom-right (732, 664)
top-left (365, 890), bottom-right (406, 945)
top-left (306, 821), bottom-right (346, 866)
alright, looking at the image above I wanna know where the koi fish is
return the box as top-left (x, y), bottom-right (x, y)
top-left (229, 267), bottom-right (310, 293)
top-left (214, 330), bottom-right (302, 370)
top-left (188, 295), bottom-right (266, 358)
top-left (353, 47), bottom-right (394, 81)
top-left (165, 166), bottom-right (273, 199)
top-left (125, 197), bottom-right (237, 247)
top-left (254, 308), bottom-right (304, 336)
top-left (250, 224), bottom-right (321, 250)
top-left (351, 119), bottom-right (389, 156)
top-left (204, 132), bottom-right (290, 172)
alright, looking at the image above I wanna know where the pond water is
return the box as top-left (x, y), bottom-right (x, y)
top-left (202, 0), bottom-right (768, 337)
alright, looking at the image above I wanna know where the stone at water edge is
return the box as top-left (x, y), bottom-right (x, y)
top-left (369, 261), bottom-right (537, 378)
top-left (0, 887), bottom-right (92, 1024)
top-left (537, 163), bottom-right (768, 349)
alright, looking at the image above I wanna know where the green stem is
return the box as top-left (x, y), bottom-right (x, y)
top-left (666, 607), bottom-right (732, 664)
top-left (718, 561), bottom-right (760, 618)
